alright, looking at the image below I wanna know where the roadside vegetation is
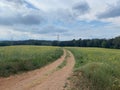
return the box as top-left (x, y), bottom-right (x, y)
top-left (67, 47), bottom-right (120, 90)
top-left (0, 46), bottom-right (63, 77)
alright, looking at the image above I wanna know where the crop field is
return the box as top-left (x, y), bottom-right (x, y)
top-left (67, 47), bottom-right (120, 90)
top-left (0, 46), bottom-right (120, 90)
top-left (0, 46), bottom-right (63, 77)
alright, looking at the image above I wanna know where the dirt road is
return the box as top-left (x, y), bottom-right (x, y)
top-left (0, 50), bottom-right (75, 90)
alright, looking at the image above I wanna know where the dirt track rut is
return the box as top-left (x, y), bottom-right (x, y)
top-left (0, 49), bottom-right (75, 90)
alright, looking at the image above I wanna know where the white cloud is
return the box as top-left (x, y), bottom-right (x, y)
top-left (0, 0), bottom-right (119, 40)
top-left (27, 0), bottom-right (76, 12)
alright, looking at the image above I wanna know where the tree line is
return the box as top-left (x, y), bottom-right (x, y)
top-left (0, 36), bottom-right (120, 49)
top-left (57, 36), bottom-right (120, 49)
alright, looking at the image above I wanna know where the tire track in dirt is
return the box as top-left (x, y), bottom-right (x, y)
top-left (0, 49), bottom-right (75, 90)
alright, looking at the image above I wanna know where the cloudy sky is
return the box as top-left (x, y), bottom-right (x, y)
top-left (0, 0), bottom-right (120, 40)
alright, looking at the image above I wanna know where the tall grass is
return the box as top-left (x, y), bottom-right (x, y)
top-left (0, 46), bottom-right (63, 77)
top-left (67, 47), bottom-right (120, 90)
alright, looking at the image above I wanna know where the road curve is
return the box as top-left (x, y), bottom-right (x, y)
top-left (0, 49), bottom-right (75, 90)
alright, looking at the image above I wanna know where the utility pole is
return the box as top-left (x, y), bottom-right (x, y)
top-left (57, 34), bottom-right (60, 46)
top-left (57, 34), bottom-right (59, 41)
top-left (10, 31), bottom-right (13, 46)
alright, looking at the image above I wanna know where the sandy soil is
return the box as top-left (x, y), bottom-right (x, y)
top-left (0, 50), bottom-right (75, 90)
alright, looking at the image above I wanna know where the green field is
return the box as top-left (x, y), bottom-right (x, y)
top-left (67, 47), bottom-right (120, 90)
top-left (0, 46), bottom-right (120, 90)
top-left (0, 46), bottom-right (63, 77)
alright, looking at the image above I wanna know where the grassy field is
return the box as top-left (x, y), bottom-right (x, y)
top-left (0, 46), bottom-right (63, 77)
top-left (67, 47), bottom-right (120, 90)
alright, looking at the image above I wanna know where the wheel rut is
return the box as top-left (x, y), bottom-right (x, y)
top-left (0, 49), bottom-right (75, 90)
